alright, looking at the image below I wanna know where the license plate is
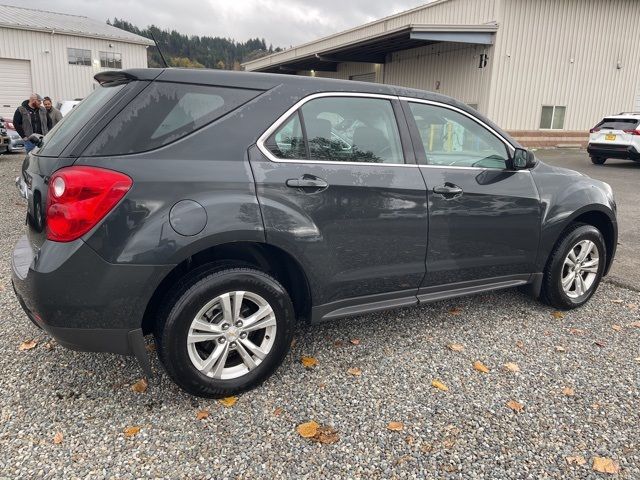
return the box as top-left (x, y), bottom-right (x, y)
top-left (605, 133), bottom-right (616, 141)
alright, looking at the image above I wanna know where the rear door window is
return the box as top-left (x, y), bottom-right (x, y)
top-left (84, 82), bottom-right (260, 156)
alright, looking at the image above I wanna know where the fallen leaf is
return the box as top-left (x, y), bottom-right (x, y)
top-left (626, 303), bottom-right (638, 310)
top-left (612, 324), bottom-right (622, 332)
top-left (562, 387), bottom-right (575, 397)
top-left (218, 396), bottom-right (237, 408)
top-left (196, 410), bottom-right (209, 420)
top-left (569, 328), bottom-right (584, 336)
top-left (312, 425), bottom-right (339, 444)
top-left (473, 361), bottom-right (490, 373)
top-left (387, 421), bottom-right (404, 431)
top-left (349, 338), bottom-right (361, 345)
top-left (516, 340), bottom-right (525, 349)
top-left (347, 367), bottom-right (362, 376)
top-left (592, 457), bottom-right (620, 474)
top-left (123, 426), bottom-right (141, 438)
top-left (297, 420), bottom-right (319, 438)
top-left (131, 378), bottom-right (148, 393)
top-left (443, 437), bottom-right (456, 449)
top-left (43, 341), bottom-right (56, 351)
top-left (629, 322), bottom-right (640, 328)
top-left (290, 338), bottom-right (297, 348)
top-left (594, 340), bottom-right (606, 348)
top-left (53, 432), bottom-right (63, 445)
top-left (551, 311), bottom-right (565, 319)
top-left (405, 435), bottom-right (415, 445)
top-left (301, 356), bottom-right (319, 369)
top-left (333, 340), bottom-right (344, 347)
top-left (421, 443), bottom-right (434, 453)
top-left (18, 339), bottom-right (37, 351)
top-left (506, 400), bottom-right (524, 412)
top-left (447, 343), bottom-right (464, 352)
top-left (448, 307), bottom-right (462, 315)
top-left (273, 407), bottom-right (283, 416)
top-left (611, 298), bottom-right (624, 304)
top-left (566, 455), bottom-right (586, 466)
top-left (431, 379), bottom-right (449, 392)
top-left (555, 346), bottom-right (566, 353)
top-left (635, 357), bottom-right (640, 364)
top-left (145, 343), bottom-right (156, 352)
top-left (504, 362), bottom-right (520, 373)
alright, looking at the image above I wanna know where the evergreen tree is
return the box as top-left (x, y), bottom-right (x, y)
top-left (109, 18), bottom-right (276, 69)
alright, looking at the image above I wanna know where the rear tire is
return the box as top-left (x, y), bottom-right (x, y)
top-left (154, 267), bottom-right (295, 398)
top-left (540, 224), bottom-right (606, 309)
top-left (590, 156), bottom-right (606, 165)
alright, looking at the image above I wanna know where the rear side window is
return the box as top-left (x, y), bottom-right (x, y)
top-left (595, 118), bottom-right (639, 130)
top-left (84, 82), bottom-right (259, 156)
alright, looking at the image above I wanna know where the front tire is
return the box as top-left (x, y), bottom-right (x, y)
top-left (155, 267), bottom-right (295, 398)
top-left (541, 224), bottom-right (606, 309)
top-left (590, 156), bottom-right (606, 165)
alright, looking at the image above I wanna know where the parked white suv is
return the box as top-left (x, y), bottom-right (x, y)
top-left (588, 113), bottom-right (640, 164)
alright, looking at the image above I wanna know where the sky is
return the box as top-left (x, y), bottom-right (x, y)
top-left (7, 0), bottom-right (433, 47)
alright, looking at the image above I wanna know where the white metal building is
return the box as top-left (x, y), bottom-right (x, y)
top-left (244, 0), bottom-right (640, 146)
top-left (0, 4), bottom-right (152, 119)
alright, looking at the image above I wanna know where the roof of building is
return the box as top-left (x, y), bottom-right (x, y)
top-left (0, 4), bottom-right (154, 45)
top-left (243, 0), bottom-right (498, 72)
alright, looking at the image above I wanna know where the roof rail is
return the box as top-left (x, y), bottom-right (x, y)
top-left (618, 111), bottom-right (640, 115)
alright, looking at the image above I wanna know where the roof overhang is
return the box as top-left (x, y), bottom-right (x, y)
top-left (244, 24), bottom-right (497, 73)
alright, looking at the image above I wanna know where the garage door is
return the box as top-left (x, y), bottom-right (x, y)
top-left (0, 58), bottom-right (32, 121)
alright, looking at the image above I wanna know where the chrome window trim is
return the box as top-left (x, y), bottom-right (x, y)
top-left (256, 91), bottom-right (418, 168)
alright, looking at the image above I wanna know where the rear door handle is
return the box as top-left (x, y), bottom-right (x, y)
top-left (286, 176), bottom-right (329, 190)
top-left (433, 183), bottom-right (463, 197)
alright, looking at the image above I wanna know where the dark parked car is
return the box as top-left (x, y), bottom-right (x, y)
top-left (12, 69), bottom-right (617, 397)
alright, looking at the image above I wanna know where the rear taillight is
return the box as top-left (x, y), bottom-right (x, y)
top-left (46, 166), bottom-right (132, 242)
top-left (623, 129), bottom-right (640, 136)
top-left (589, 128), bottom-right (600, 133)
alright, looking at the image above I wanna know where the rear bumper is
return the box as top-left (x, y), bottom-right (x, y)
top-left (587, 143), bottom-right (640, 161)
top-left (11, 234), bottom-right (172, 362)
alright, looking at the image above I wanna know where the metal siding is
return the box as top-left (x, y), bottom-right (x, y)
top-left (384, 42), bottom-right (492, 110)
top-left (245, 0), bottom-right (498, 71)
top-left (0, 28), bottom-right (148, 102)
top-left (315, 62), bottom-right (383, 83)
top-left (487, 0), bottom-right (640, 130)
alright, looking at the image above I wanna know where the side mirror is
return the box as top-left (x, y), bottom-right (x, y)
top-left (510, 148), bottom-right (535, 170)
top-left (28, 133), bottom-right (44, 148)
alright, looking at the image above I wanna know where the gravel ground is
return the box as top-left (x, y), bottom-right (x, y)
top-left (0, 151), bottom-right (638, 479)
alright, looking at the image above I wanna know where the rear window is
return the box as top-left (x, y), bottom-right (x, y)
top-left (83, 82), bottom-right (260, 156)
top-left (37, 83), bottom-right (126, 157)
top-left (595, 118), bottom-right (639, 130)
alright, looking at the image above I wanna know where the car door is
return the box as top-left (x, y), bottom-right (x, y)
top-left (249, 93), bottom-right (428, 320)
top-left (401, 99), bottom-right (541, 292)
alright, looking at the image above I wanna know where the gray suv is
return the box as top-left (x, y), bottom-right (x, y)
top-left (12, 69), bottom-right (617, 397)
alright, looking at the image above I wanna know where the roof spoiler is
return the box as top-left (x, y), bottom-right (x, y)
top-left (94, 71), bottom-right (138, 86)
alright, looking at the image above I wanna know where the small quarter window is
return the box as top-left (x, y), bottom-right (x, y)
top-left (84, 82), bottom-right (260, 156)
top-left (409, 102), bottom-right (509, 169)
top-left (540, 106), bottom-right (566, 129)
top-left (265, 112), bottom-right (306, 159)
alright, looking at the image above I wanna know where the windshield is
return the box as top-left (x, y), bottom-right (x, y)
top-left (36, 83), bottom-right (127, 157)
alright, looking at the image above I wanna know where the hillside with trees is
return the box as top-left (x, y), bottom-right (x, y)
top-left (108, 18), bottom-right (280, 70)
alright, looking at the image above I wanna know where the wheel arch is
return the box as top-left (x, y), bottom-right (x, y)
top-left (141, 241), bottom-right (312, 334)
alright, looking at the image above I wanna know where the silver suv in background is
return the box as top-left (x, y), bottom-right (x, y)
top-left (588, 113), bottom-right (640, 164)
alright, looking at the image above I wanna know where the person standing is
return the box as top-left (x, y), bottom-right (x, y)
top-left (43, 97), bottom-right (63, 129)
top-left (13, 93), bottom-right (49, 153)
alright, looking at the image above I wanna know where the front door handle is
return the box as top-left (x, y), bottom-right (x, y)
top-left (286, 176), bottom-right (329, 190)
top-left (433, 183), bottom-right (463, 198)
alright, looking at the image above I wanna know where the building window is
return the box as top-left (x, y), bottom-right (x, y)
top-left (68, 48), bottom-right (92, 66)
top-left (99, 51), bottom-right (122, 69)
top-left (540, 106), bottom-right (566, 129)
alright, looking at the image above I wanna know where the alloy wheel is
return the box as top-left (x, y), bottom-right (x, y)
top-left (186, 291), bottom-right (277, 380)
top-left (561, 240), bottom-right (599, 298)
